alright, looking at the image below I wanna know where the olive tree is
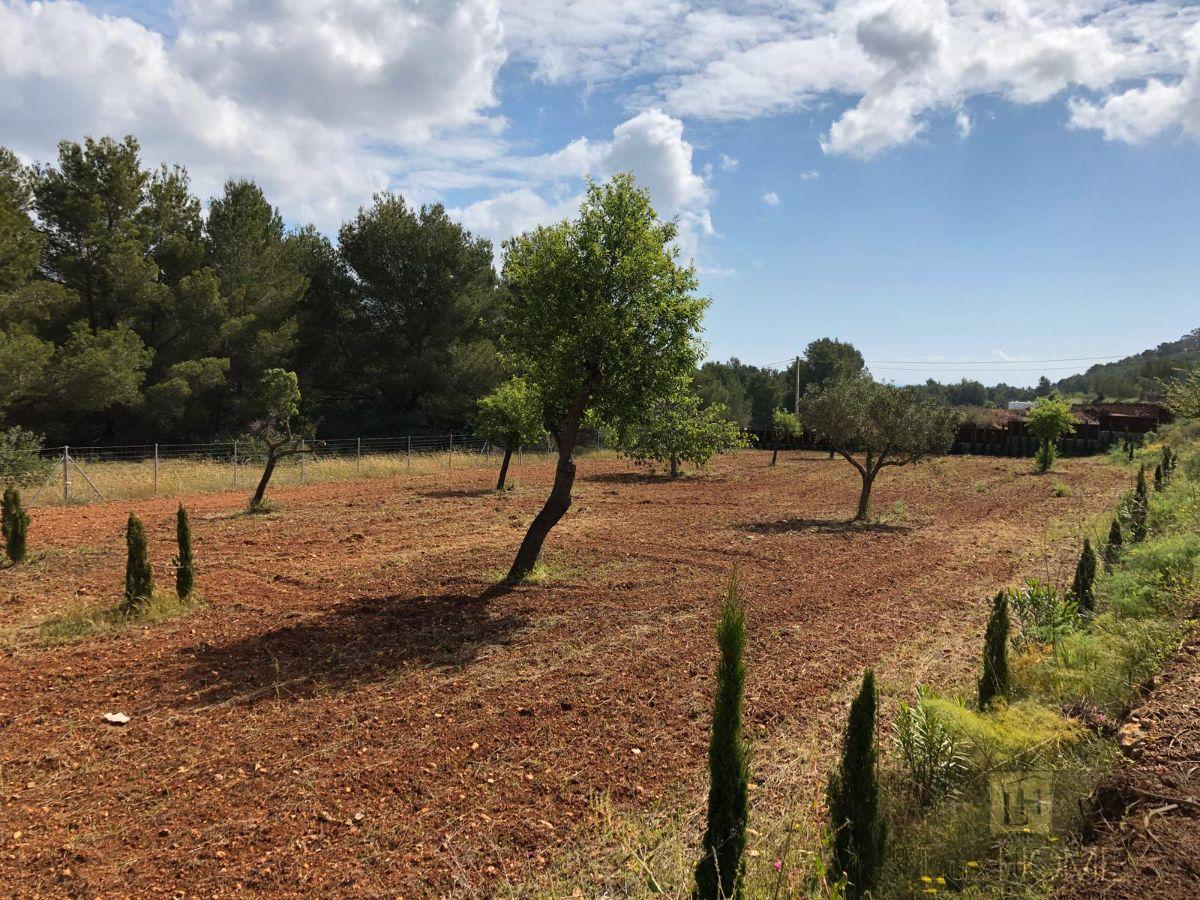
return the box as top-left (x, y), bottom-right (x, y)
top-left (475, 376), bottom-right (545, 490)
top-left (501, 174), bottom-right (707, 581)
top-left (614, 389), bottom-right (747, 478)
top-left (770, 409), bottom-right (801, 466)
top-left (1025, 396), bottom-right (1074, 473)
top-left (801, 377), bottom-right (957, 521)
top-left (248, 368), bottom-right (308, 508)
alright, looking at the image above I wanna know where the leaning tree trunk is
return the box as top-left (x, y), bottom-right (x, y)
top-left (855, 469), bottom-right (876, 522)
top-left (770, 443), bottom-right (780, 466)
top-left (507, 441), bottom-right (577, 582)
top-left (670, 453), bottom-right (680, 478)
top-left (251, 451), bottom-right (279, 507)
top-left (496, 441), bottom-right (515, 490)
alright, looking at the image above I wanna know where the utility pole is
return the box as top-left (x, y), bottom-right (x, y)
top-left (794, 356), bottom-right (801, 417)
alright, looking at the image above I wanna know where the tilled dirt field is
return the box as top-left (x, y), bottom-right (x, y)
top-left (0, 451), bottom-right (1125, 897)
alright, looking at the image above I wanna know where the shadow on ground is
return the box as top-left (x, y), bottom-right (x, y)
top-left (739, 516), bottom-right (912, 535)
top-left (173, 588), bottom-right (527, 707)
top-left (419, 487), bottom-right (499, 499)
top-left (583, 471), bottom-right (670, 485)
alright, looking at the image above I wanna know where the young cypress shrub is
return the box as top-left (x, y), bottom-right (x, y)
top-left (977, 592), bottom-right (1010, 710)
top-left (1153, 463), bottom-right (1164, 492)
top-left (1069, 538), bottom-right (1097, 615)
top-left (1130, 465), bottom-right (1149, 542)
top-left (827, 669), bottom-right (885, 899)
top-left (175, 503), bottom-right (195, 599)
top-left (2, 486), bottom-right (30, 564)
top-left (122, 514), bottom-right (154, 613)
top-left (694, 574), bottom-right (750, 900)
top-left (1103, 518), bottom-right (1123, 570)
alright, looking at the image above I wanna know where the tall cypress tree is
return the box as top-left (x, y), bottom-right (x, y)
top-left (1103, 519), bottom-right (1123, 570)
top-left (123, 514), bottom-right (154, 613)
top-left (977, 592), bottom-right (1010, 709)
top-left (175, 503), bottom-right (195, 599)
top-left (1153, 463), bottom-right (1164, 492)
top-left (828, 669), bottom-right (885, 900)
top-left (1069, 538), bottom-right (1097, 615)
top-left (1130, 465), bottom-right (1149, 542)
top-left (2, 487), bottom-right (30, 564)
top-left (694, 574), bottom-right (750, 900)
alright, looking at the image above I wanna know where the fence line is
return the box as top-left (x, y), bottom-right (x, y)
top-left (2, 431), bottom-right (589, 507)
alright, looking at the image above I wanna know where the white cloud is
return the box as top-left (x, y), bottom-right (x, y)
top-left (800, 169), bottom-right (820, 180)
top-left (955, 109), bottom-right (972, 139)
top-left (762, 191), bottom-right (780, 205)
top-left (719, 153), bottom-right (739, 171)
top-left (992, 349), bottom-right (1032, 362)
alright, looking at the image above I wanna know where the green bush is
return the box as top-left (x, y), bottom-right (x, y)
top-left (828, 670), bottom-right (885, 899)
top-left (122, 514), bottom-right (154, 613)
top-left (693, 573), bottom-right (750, 900)
top-left (891, 687), bottom-right (969, 807)
top-left (2, 486), bottom-right (30, 563)
top-left (0, 427), bottom-right (50, 484)
top-left (1068, 539), bottom-right (1097, 615)
top-left (175, 503), bottom-right (195, 599)
top-left (1007, 579), bottom-right (1078, 650)
top-left (977, 592), bottom-right (1011, 710)
top-left (1102, 518), bottom-right (1122, 569)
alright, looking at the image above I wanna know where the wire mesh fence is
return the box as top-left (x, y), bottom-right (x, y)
top-left (1, 432), bottom-right (596, 507)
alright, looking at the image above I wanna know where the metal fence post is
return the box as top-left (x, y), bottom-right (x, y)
top-left (232, 441), bottom-right (238, 487)
top-left (153, 443), bottom-right (159, 496)
top-left (448, 432), bottom-right (453, 469)
top-left (300, 446), bottom-right (306, 483)
top-left (62, 446), bottom-right (70, 503)
top-left (407, 435), bottom-right (411, 472)
top-left (356, 437), bottom-right (361, 473)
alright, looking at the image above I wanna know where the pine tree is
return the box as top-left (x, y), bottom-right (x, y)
top-left (175, 504), bottom-right (195, 599)
top-left (2, 486), bottom-right (30, 564)
top-left (123, 514), bottom-right (154, 613)
top-left (827, 669), bottom-right (885, 900)
top-left (1130, 465), bottom-right (1149, 542)
top-left (977, 592), bottom-right (1010, 709)
top-left (1069, 538), bottom-right (1097, 615)
top-left (694, 574), bottom-right (750, 900)
top-left (1103, 519), bottom-right (1123, 570)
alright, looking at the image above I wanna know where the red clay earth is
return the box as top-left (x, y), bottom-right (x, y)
top-left (0, 451), bottom-right (1125, 897)
top-left (1057, 634), bottom-right (1200, 899)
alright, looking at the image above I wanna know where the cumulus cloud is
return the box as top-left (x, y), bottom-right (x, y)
top-left (762, 191), bottom-right (780, 205)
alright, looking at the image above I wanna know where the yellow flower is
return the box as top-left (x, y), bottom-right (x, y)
top-left (966, 861), bottom-right (979, 868)
top-left (921, 875), bottom-right (933, 883)
top-left (935, 877), bottom-right (946, 885)
top-left (1049, 836), bottom-right (1059, 843)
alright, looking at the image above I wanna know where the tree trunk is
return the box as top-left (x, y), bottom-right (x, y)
top-left (252, 452), bottom-right (278, 507)
top-left (770, 445), bottom-right (779, 466)
top-left (855, 470), bottom-right (875, 522)
top-left (496, 442), bottom-right (514, 490)
top-left (670, 453), bottom-right (680, 478)
top-left (507, 441), bottom-right (577, 582)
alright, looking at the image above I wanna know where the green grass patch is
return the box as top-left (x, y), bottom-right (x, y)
top-left (37, 591), bottom-right (202, 644)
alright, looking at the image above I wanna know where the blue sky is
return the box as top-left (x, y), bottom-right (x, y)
top-left (4, 1), bottom-right (1199, 384)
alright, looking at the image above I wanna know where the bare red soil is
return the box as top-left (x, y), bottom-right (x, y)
top-left (0, 452), bottom-right (1124, 897)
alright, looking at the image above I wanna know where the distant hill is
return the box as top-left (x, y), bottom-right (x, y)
top-left (1055, 328), bottom-right (1200, 401)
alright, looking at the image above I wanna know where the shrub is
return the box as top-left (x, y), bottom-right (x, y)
top-left (175, 503), bottom-right (195, 599)
top-left (921, 697), bottom-right (1081, 771)
top-left (1007, 579), bottom-right (1077, 650)
top-left (1129, 465), bottom-right (1149, 542)
top-left (1026, 397), bottom-right (1073, 473)
top-left (694, 573), bottom-right (750, 900)
top-left (977, 592), bottom-right (1010, 709)
top-left (122, 514), bottom-right (154, 613)
top-left (0, 426), bottom-right (50, 483)
top-left (1069, 539), bottom-right (1097, 615)
top-left (1102, 519), bottom-right (1122, 569)
top-left (892, 687), bottom-right (969, 807)
top-left (828, 669), bottom-right (885, 899)
top-left (1153, 463), bottom-right (1164, 492)
top-left (2, 486), bottom-right (30, 563)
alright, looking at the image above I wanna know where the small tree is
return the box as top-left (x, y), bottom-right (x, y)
top-left (123, 514), bottom-right (154, 613)
top-left (249, 368), bottom-right (307, 509)
top-left (617, 390), bottom-right (748, 478)
top-left (770, 409), bottom-right (801, 466)
top-left (500, 175), bottom-right (707, 581)
top-left (1163, 365), bottom-right (1200, 419)
top-left (1153, 463), bottom-right (1164, 492)
top-left (175, 503), bottom-right (195, 599)
top-left (1103, 518), bottom-right (1123, 570)
top-left (2, 486), bottom-right (30, 564)
top-left (977, 592), bottom-right (1010, 709)
top-left (693, 573), bottom-right (750, 900)
top-left (801, 377), bottom-right (957, 521)
top-left (1026, 396), bottom-right (1074, 473)
top-left (1069, 538), bottom-right (1097, 615)
top-left (827, 669), bottom-right (885, 899)
top-left (475, 376), bottom-right (546, 490)
top-left (1161, 445), bottom-right (1175, 477)
top-left (1130, 465), bottom-right (1149, 542)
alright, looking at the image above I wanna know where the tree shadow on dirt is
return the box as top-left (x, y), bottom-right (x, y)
top-left (583, 471), bottom-right (670, 485)
top-left (739, 516), bottom-right (913, 535)
top-left (171, 589), bottom-right (526, 707)
top-left (419, 487), bottom-right (499, 499)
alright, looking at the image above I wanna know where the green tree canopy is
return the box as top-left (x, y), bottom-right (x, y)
top-left (801, 376), bottom-right (957, 521)
top-left (476, 376), bottom-right (546, 490)
top-left (501, 173), bottom-right (707, 579)
top-left (1025, 396), bottom-right (1074, 472)
top-left (615, 388), bottom-right (748, 478)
